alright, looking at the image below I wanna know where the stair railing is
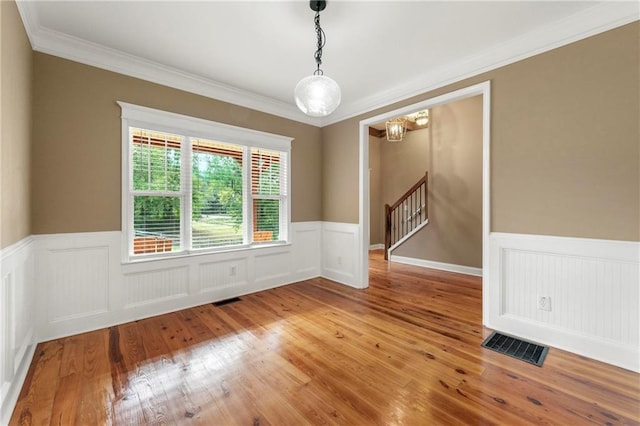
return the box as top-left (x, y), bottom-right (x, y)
top-left (384, 171), bottom-right (428, 260)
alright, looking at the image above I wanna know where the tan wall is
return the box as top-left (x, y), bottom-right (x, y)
top-left (1, 1), bottom-right (32, 248)
top-left (394, 97), bottom-right (483, 267)
top-left (322, 22), bottom-right (640, 242)
top-left (381, 127), bottom-right (430, 205)
top-left (368, 135), bottom-right (382, 244)
top-left (322, 120), bottom-right (359, 223)
top-left (32, 54), bottom-right (322, 235)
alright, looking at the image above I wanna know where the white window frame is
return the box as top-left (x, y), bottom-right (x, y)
top-left (119, 102), bottom-right (292, 263)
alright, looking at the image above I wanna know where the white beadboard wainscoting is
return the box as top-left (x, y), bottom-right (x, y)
top-left (3, 224), bottom-right (639, 421)
top-left (321, 222), bottom-right (361, 288)
top-left (489, 232), bottom-right (640, 372)
top-left (35, 221), bottom-right (322, 342)
top-left (0, 238), bottom-right (36, 425)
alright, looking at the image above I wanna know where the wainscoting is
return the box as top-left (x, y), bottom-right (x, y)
top-left (0, 220), bottom-right (364, 421)
top-left (488, 232), bottom-right (640, 372)
top-left (0, 238), bottom-right (36, 425)
top-left (35, 222), bottom-right (323, 342)
top-left (321, 222), bottom-right (360, 288)
top-left (26, 222), bottom-right (358, 339)
top-left (2, 224), bottom-right (639, 421)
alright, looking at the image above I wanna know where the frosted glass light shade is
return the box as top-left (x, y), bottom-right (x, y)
top-left (294, 74), bottom-right (341, 117)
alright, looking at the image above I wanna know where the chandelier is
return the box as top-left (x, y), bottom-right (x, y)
top-left (294, 1), bottom-right (341, 117)
top-left (415, 110), bottom-right (429, 127)
top-left (385, 118), bottom-right (407, 142)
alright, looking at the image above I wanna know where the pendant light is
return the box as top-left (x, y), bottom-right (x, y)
top-left (415, 110), bottom-right (429, 127)
top-left (294, 0), bottom-right (341, 117)
top-left (386, 118), bottom-right (407, 142)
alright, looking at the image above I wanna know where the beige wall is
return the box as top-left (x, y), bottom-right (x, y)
top-left (322, 22), bottom-right (640, 242)
top-left (32, 54), bottom-right (322, 235)
top-left (368, 135), bottom-right (382, 244)
top-left (393, 97), bottom-right (483, 267)
top-left (1, 1), bottom-right (32, 248)
top-left (322, 120), bottom-right (359, 224)
top-left (381, 127), bottom-right (429, 205)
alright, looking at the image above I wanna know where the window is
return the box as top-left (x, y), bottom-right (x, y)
top-left (131, 129), bottom-right (183, 254)
top-left (120, 102), bottom-right (292, 261)
top-left (251, 148), bottom-right (286, 242)
top-left (191, 139), bottom-right (244, 249)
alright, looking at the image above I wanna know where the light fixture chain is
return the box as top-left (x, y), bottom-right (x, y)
top-left (294, 0), bottom-right (341, 117)
top-left (313, 11), bottom-right (326, 75)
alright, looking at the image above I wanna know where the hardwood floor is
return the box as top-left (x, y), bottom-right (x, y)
top-left (11, 250), bottom-right (640, 425)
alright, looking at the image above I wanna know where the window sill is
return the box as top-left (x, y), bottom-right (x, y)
top-left (122, 240), bottom-right (291, 266)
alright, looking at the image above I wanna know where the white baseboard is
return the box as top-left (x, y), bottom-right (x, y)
top-left (390, 254), bottom-right (483, 277)
top-left (488, 232), bottom-right (640, 372)
top-left (369, 243), bottom-right (384, 250)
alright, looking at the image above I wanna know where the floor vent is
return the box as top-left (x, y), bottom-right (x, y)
top-left (212, 297), bottom-right (241, 307)
top-left (481, 332), bottom-right (548, 367)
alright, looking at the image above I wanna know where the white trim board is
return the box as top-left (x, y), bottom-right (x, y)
top-left (389, 255), bottom-right (483, 277)
top-left (15, 2), bottom-right (639, 127)
top-left (369, 244), bottom-right (384, 251)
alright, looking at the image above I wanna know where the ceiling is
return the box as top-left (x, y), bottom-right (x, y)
top-left (16, 1), bottom-right (638, 127)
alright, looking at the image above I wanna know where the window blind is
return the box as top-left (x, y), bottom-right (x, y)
top-left (132, 129), bottom-right (181, 192)
top-left (131, 129), bottom-right (182, 254)
top-left (251, 148), bottom-right (286, 242)
top-left (121, 102), bottom-right (292, 260)
top-left (191, 139), bottom-right (244, 248)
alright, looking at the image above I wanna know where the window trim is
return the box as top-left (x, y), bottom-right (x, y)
top-left (119, 102), bottom-right (292, 263)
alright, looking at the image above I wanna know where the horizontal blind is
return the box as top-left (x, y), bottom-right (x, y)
top-left (251, 148), bottom-right (287, 242)
top-left (130, 128), bottom-right (182, 254)
top-left (133, 196), bottom-right (181, 254)
top-left (132, 129), bottom-right (181, 192)
top-left (191, 138), bottom-right (244, 248)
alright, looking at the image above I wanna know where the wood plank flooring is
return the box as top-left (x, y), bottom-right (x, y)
top-left (11, 250), bottom-right (640, 425)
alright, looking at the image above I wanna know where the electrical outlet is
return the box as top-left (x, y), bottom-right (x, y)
top-left (229, 265), bottom-right (236, 276)
top-left (538, 296), bottom-right (552, 312)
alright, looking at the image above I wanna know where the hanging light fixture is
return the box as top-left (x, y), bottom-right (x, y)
top-left (386, 118), bottom-right (407, 142)
top-left (294, 0), bottom-right (341, 117)
top-left (415, 110), bottom-right (429, 127)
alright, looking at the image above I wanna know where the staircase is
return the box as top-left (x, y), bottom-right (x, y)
top-left (384, 172), bottom-right (429, 260)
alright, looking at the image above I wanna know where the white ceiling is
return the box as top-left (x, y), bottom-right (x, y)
top-left (16, 1), bottom-right (639, 126)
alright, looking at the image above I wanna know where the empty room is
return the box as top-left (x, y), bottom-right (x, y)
top-left (1, 1), bottom-right (639, 424)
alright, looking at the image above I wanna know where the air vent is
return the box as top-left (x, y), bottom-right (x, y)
top-left (482, 332), bottom-right (548, 367)
top-left (212, 297), bottom-right (241, 307)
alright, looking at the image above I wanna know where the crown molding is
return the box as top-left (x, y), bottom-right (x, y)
top-left (319, 1), bottom-right (639, 126)
top-left (15, 1), bottom-right (321, 127)
top-left (16, 1), bottom-right (639, 128)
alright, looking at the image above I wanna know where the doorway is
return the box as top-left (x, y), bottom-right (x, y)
top-left (357, 81), bottom-right (491, 324)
